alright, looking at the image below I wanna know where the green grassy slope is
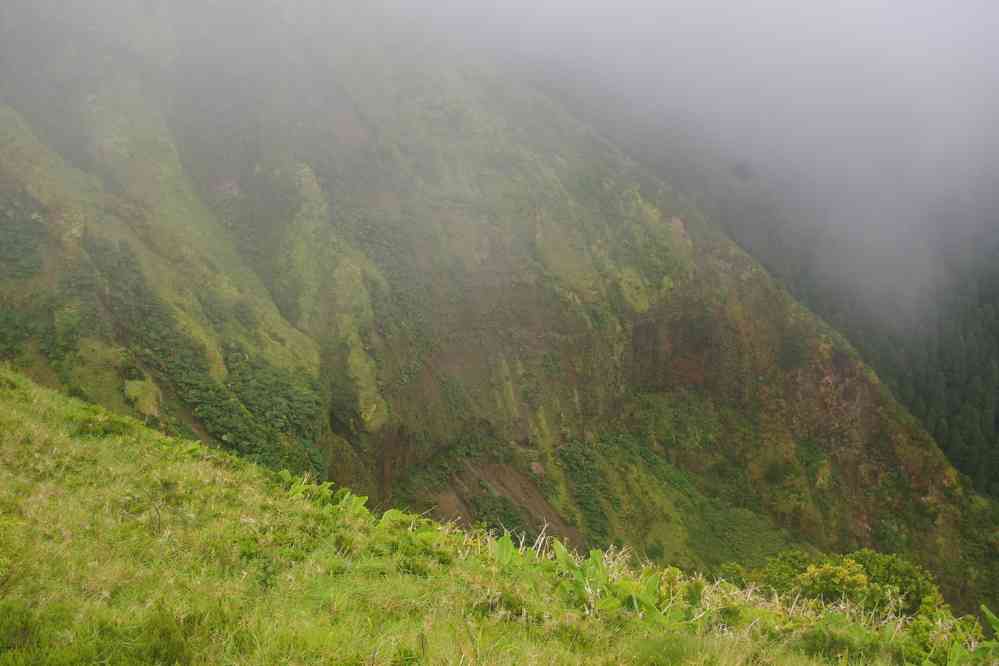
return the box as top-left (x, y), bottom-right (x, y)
top-left (2, 367), bottom-right (997, 665)
top-left (0, 1), bottom-right (997, 616)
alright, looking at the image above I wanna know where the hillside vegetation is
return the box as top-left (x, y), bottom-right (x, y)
top-left (652, 138), bottom-right (999, 501)
top-left (562, 90), bottom-right (999, 500)
top-left (0, 0), bottom-right (997, 618)
top-left (2, 367), bottom-right (998, 665)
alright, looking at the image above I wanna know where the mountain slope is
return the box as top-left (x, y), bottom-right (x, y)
top-left (0, 1), bottom-right (997, 613)
top-left (541, 78), bottom-right (999, 499)
top-left (1, 367), bottom-right (996, 665)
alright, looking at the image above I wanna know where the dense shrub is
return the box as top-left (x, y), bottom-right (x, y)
top-left (847, 549), bottom-right (945, 616)
top-left (83, 233), bottom-right (324, 475)
top-left (0, 190), bottom-right (47, 280)
top-left (557, 440), bottom-right (611, 544)
top-left (0, 308), bottom-right (33, 359)
top-left (469, 493), bottom-right (531, 538)
top-left (745, 548), bottom-right (946, 617)
top-left (795, 559), bottom-right (873, 605)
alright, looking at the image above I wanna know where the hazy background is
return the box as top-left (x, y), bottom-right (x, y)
top-left (426, 0), bottom-right (998, 203)
top-left (6, 0), bottom-right (998, 312)
top-left (410, 0), bottom-right (999, 312)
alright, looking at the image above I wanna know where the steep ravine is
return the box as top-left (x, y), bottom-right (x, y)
top-left (0, 1), bottom-right (996, 612)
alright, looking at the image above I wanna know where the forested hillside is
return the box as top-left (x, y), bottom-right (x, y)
top-left (594, 114), bottom-right (999, 499)
top-left (703, 174), bottom-right (999, 500)
top-left (0, 0), bottom-right (997, 618)
top-left (835, 238), bottom-right (999, 498)
top-left (538, 70), bottom-right (999, 500)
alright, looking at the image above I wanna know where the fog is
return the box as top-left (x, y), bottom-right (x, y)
top-left (320, 0), bottom-right (999, 310)
top-left (421, 0), bottom-right (999, 309)
top-left (437, 0), bottom-right (998, 212)
top-left (6, 0), bottom-right (999, 312)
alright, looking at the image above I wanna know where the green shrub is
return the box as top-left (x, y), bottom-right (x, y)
top-left (469, 493), bottom-right (531, 538)
top-left (846, 549), bottom-right (944, 616)
top-left (754, 549), bottom-right (814, 595)
top-left (745, 548), bottom-right (949, 621)
top-left (795, 559), bottom-right (872, 605)
top-left (557, 440), bottom-right (611, 544)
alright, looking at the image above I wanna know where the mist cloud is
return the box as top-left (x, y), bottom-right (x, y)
top-left (433, 0), bottom-right (999, 302)
top-left (6, 0), bottom-right (997, 302)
